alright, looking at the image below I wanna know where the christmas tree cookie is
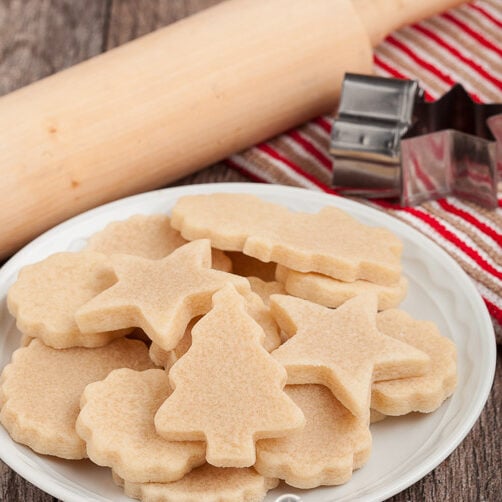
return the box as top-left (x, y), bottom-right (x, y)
top-left (154, 285), bottom-right (305, 467)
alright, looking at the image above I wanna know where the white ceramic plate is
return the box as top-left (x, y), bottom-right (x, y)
top-left (0, 183), bottom-right (496, 502)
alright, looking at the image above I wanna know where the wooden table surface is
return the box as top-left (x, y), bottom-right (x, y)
top-left (0, 1), bottom-right (500, 501)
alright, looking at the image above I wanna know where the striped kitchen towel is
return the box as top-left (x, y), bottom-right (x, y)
top-left (226, 0), bottom-right (502, 343)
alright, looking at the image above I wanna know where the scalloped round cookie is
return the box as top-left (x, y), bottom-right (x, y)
top-left (0, 338), bottom-right (154, 459)
top-left (7, 251), bottom-right (130, 348)
top-left (86, 214), bottom-right (231, 271)
top-left (372, 309), bottom-right (457, 415)
top-left (77, 368), bottom-right (205, 483)
top-left (255, 385), bottom-right (371, 489)
top-left (113, 464), bottom-right (279, 502)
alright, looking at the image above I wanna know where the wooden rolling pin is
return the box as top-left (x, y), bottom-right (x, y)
top-left (0, 0), bottom-right (465, 259)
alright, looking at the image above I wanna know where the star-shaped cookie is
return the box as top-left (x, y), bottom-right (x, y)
top-left (75, 240), bottom-right (250, 351)
top-left (270, 294), bottom-right (431, 419)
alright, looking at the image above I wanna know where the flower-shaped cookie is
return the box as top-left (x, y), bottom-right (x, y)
top-left (113, 464), bottom-right (279, 502)
top-left (256, 385), bottom-right (371, 488)
top-left (372, 309), bottom-right (457, 415)
top-left (0, 338), bottom-right (153, 459)
top-left (86, 213), bottom-right (231, 271)
top-left (77, 368), bottom-right (205, 483)
top-left (7, 251), bottom-right (129, 348)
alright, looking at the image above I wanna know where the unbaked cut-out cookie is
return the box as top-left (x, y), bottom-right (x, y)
top-left (154, 285), bottom-right (305, 468)
top-left (256, 385), bottom-right (371, 488)
top-left (7, 252), bottom-right (129, 349)
top-left (86, 214), bottom-right (231, 271)
top-left (0, 338), bottom-right (153, 459)
top-left (275, 265), bottom-right (408, 310)
top-left (75, 240), bottom-right (250, 351)
top-left (372, 309), bottom-right (457, 415)
top-left (113, 464), bottom-right (279, 502)
top-left (171, 193), bottom-right (402, 285)
top-left (77, 368), bottom-right (205, 483)
top-left (270, 294), bottom-right (431, 419)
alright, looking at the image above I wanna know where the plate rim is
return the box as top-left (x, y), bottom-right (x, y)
top-left (0, 182), bottom-right (496, 502)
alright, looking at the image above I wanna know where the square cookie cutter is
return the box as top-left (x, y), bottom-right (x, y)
top-left (330, 74), bottom-right (502, 208)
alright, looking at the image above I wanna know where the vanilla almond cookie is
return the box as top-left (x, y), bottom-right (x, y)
top-left (76, 240), bottom-right (251, 351)
top-left (77, 368), bottom-right (205, 483)
top-left (7, 251), bottom-right (130, 349)
top-left (270, 294), bottom-right (431, 419)
top-left (171, 193), bottom-right (402, 285)
top-left (86, 214), bottom-right (231, 272)
top-left (0, 338), bottom-right (154, 459)
top-left (275, 265), bottom-right (408, 311)
top-left (155, 285), bottom-right (305, 468)
top-left (113, 464), bottom-right (279, 502)
top-left (372, 309), bottom-right (457, 415)
top-left (256, 385), bottom-right (371, 489)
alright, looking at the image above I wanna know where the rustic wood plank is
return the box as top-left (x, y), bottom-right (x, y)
top-left (0, 0), bottom-right (110, 96)
top-left (105, 0), bottom-right (223, 49)
top-left (0, 1), bottom-right (500, 501)
top-left (390, 348), bottom-right (501, 502)
top-left (0, 0), bottom-right (109, 498)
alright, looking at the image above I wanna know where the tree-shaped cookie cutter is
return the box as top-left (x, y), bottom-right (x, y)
top-left (330, 74), bottom-right (502, 208)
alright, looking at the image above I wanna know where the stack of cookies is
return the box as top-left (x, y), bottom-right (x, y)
top-left (0, 194), bottom-right (457, 502)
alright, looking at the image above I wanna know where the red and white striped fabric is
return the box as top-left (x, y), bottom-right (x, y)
top-left (226, 0), bottom-right (502, 343)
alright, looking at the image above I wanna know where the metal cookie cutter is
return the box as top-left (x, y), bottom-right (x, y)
top-left (330, 74), bottom-right (502, 208)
